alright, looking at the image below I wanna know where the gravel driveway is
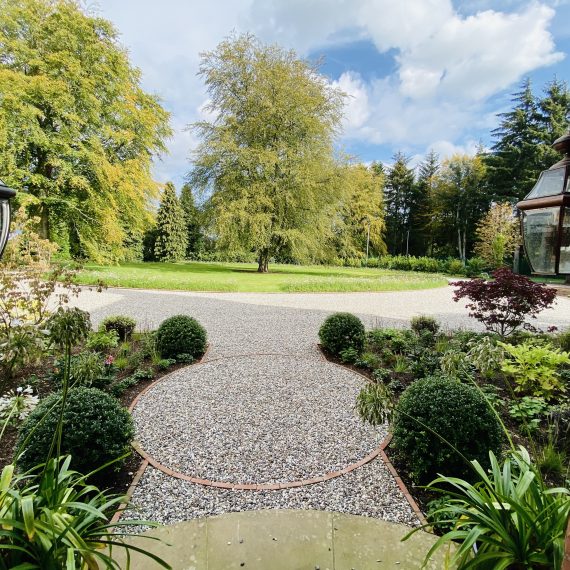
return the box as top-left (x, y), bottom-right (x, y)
top-left (71, 284), bottom-right (570, 526)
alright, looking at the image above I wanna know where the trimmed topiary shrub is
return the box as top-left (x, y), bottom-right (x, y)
top-left (392, 376), bottom-right (503, 484)
top-left (319, 312), bottom-right (365, 357)
top-left (156, 315), bottom-right (207, 360)
top-left (99, 315), bottom-right (137, 341)
top-left (17, 387), bottom-right (134, 476)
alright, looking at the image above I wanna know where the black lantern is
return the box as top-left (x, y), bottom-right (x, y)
top-left (517, 131), bottom-right (570, 276)
top-left (0, 179), bottom-right (16, 258)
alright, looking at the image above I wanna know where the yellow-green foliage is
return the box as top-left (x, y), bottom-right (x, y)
top-left (190, 33), bottom-right (346, 271)
top-left (499, 341), bottom-right (569, 400)
top-left (0, 0), bottom-right (171, 261)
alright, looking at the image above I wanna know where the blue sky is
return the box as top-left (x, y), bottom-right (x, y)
top-left (96, 0), bottom-right (570, 186)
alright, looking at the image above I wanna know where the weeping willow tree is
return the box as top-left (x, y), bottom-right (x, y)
top-left (190, 33), bottom-right (346, 272)
top-left (0, 0), bottom-right (171, 261)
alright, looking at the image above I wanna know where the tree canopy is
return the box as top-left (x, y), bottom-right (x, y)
top-left (189, 33), bottom-right (346, 272)
top-left (0, 0), bottom-right (171, 261)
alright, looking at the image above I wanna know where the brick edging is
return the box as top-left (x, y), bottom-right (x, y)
top-left (110, 458), bottom-right (149, 526)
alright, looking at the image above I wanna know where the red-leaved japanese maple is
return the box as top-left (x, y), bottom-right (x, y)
top-left (452, 268), bottom-right (557, 336)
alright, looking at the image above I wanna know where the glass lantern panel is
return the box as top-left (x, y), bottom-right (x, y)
top-left (559, 207), bottom-right (570, 274)
top-left (526, 167), bottom-right (566, 199)
top-left (522, 207), bottom-right (560, 273)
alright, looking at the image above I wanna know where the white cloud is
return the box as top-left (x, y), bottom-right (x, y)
top-left (396, 3), bottom-right (564, 101)
top-left (95, 0), bottom-right (565, 179)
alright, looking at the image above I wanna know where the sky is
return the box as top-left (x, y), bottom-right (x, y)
top-left (95, 0), bottom-right (570, 187)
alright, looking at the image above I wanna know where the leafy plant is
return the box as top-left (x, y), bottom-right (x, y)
top-left (175, 353), bottom-right (194, 364)
top-left (466, 335), bottom-right (504, 378)
top-left (452, 268), bottom-right (557, 336)
top-left (99, 315), bottom-right (137, 341)
top-left (440, 350), bottom-right (474, 381)
top-left (319, 312), bottom-right (365, 357)
top-left (86, 329), bottom-right (119, 352)
top-left (367, 328), bottom-right (414, 354)
top-left (70, 351), bottom-right (109, 389)
top-left (392, 376), bottom-right (503, 483)
top-left (356, 382), bottom-right (394, 425)
top-left (156, 358), bottom-right (176, 370)
top-left (354, 351), bottom-right (381, 370)
top-left (393, 354), bottom-right (410, 373)
top-left (156, 315), bottom-right (207, 360)
top-left (537, 440), bottom-right (568, 481)
top-left (479, 384), bottom-right (505, 411)
top-left (0, 457), bottom-right (169, 569)
top-left (425, 495), bottom-right (459, 535)
top-left (17, 387), bottom-right (134, 477)
top-left (508, 396), bottom-right (548, 433)
top-left (372, 367), bottom-right (391, 383)
top-left (0, 325), bottom-right (46, 381)
top-left (410, 315), bottom-right (440, 335)
top-left (0, 386), bottom-right (39, 426)
top-left (339, 346), bottom-right (360, 364)
top-left (415, 447), bottom-right (570, 570)
top-left (499, 341), bottom-right (569, 399)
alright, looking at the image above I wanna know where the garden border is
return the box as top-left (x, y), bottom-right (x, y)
top-left (122, 345), bottom-right (427, 525)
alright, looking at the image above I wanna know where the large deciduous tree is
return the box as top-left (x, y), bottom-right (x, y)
top-left (335, 164), bottom-right (386, 260)
top-left (154, 183), bottom-right (187, 262)
top-left (0, 0), bottom-right (171, 261)
top-left (474, 202), bottom-right (519, 269)
top-left (190, 34), bottom-right (346, 272)
top-left (433, 154), bottom-right (489, 263)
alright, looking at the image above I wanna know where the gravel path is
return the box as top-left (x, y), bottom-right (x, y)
top-left (71, 284), bottom-right (570, 527)
top-left (133, 355), bottom-right (385, 484)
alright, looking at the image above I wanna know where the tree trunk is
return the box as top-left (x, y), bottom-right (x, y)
top-left (257, 250), bottom-right (269, 273)
top-left (39, 203), bottom-right (50, 240)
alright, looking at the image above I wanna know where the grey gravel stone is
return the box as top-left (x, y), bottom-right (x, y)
top-left (133, 355), bottom-right (384, 484)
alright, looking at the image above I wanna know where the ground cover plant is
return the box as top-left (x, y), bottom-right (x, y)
top-left (75, 261), bottom-right (448, 292)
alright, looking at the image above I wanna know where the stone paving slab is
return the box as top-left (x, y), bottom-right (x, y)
top-left (113, 510), bottom-right (452, 569)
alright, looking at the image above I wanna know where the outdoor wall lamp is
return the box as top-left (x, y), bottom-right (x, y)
top-left (517, 131), bottom-right (570, 278)
top-left (0, 179), bottom-right (16, 259)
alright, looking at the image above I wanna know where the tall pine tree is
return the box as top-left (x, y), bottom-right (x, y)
top-left (416, 150), bottom-right (440, 256)
top-left (154, 183), bottom-right (187, 262)
top-left (180, 184), bottom-right (203, 258)
top-left (384, 152), bottom-right (416, 255)
top-left (485, 78), bottom-right (570, 202)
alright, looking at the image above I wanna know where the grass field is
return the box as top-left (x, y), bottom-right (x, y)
top-left (76, 261), bottom-right (448, 293)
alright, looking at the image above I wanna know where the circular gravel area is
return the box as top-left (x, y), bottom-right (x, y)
top-left (133, 355), bottom-right (385, 485)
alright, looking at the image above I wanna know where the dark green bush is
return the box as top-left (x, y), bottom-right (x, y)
top-left (319, 313), bottom-right (365, 356)
top-left (17, 387), bottom-right (134, 475)
top-left (156, 315), bottom-right (207, 359)
top-left (99, 315), bottom-right (136, 341)
top-left (392, 376), bottom-right (503, 484)
top-left (410, 315), bottom-right (440, 335)
top-left (367, 328), bottom-right (414, 354)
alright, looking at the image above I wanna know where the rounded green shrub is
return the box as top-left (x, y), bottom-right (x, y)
top-left (319, 312), bottom-right (365, 357)
top-left (156, 315), bottom-right (207, 360)
top-left (17, 387), bottom-right (134, 475)
top-left (410, 315), bottom-right (440, 335)
top-left (99, 315), bottom-right (136, 341)
top-left (392, 376), bottom-right (503, 484)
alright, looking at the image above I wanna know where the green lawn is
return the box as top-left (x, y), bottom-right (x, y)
top-left (75, 261), bottom-right (448, 293)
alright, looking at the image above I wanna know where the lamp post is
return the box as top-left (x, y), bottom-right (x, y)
top-left (0, 179), bottom-right (16, 259)
top-left (517, 131), bottom-right (570, 282)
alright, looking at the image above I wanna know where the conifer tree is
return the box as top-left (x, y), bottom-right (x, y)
top-left (154, 183), bottom-right (187, 262)
top-left (180, 184), bottom-right (203, 258)
top-left (416, 151), bottom-right (440, 256)
top-left (384, 152), bottom-right (417, 255)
